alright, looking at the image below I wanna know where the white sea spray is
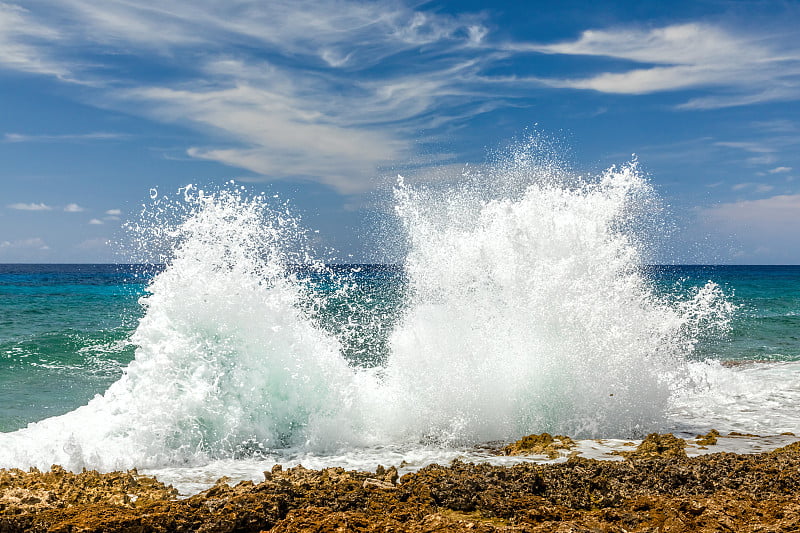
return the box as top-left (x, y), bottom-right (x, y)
top-left (0, 150), bottom-right (737, 473)
top-left (381, 159), bottom-right (731, 442)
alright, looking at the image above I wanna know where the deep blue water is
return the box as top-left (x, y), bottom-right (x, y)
top-left (1, 264), bottom-right (798, 432)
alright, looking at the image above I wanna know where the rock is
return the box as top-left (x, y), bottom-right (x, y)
top-left (770, 440), bottom-right (800, 454)
top-left (695, 429), bottom-right (720, 446)
top-left (0, 465), bottom-right (177, 515)
top-left (362, 478), bottom-right (397, 490)
top-left (617, 432), bottom-right (687, 458)
top-left (3, 441), bottom-right (800, 531)
top-left (502, 433), bottom-right (576, 458)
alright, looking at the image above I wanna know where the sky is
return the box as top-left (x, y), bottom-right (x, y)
top-left (1, 0), bottom-right (799, 264)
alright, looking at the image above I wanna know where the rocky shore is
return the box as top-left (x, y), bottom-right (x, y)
top-left (2, 434), bottom-right (800, 532)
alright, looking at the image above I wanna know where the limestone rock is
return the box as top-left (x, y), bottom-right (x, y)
top-left (3, 442), bottom-right (800, 531)
top-left (501, 433), bottom-right (576, 459)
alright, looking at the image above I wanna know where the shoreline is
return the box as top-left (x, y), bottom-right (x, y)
top-left (135, 430), bottom-right (800, 496)
top-left (3, 433), bottom-right (800, 532)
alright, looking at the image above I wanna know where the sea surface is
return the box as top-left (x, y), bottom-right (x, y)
top-left (1, 163), bottom-right (799, 493)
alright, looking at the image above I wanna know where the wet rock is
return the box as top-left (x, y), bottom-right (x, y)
top-left (695, 429), bottom-right (720, 446)
top-left (501, 433), bottom-right (576, 458)
top-left (617, 432), bottom-right (687, 458)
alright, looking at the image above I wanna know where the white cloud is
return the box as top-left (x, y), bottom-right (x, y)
top-left (64, 203), bottom-right (85, 212)
top-left (731, 182), bottom-right (774, 193)
top-left (713, 141), bottom-right (777, 154)
top-left (1, 2), bottom-right (798, 193)
top-left (0, 0), bottom-right (497, 192)
top-left (526, 24), bottom-right (746, 65)
top-left (105, 209), bottom-right (122, 215)
top-left (678, 88), bottom-right (800, 110)
top-left (120, 56), bottom-right (477, 192)
top-left (88, 218), bottom-right (103, 224)
top-left (752, 120), bottom-right (798, 134)
top-left (3, 132), bottom-right (126, 142)
top-left (7, 202), bottom-right (52, 211)
top-left (747, 154), bottom-right (778, 166)
top-left (0, 237), bottom-right (50, 250)
top-left (0, 2), bottom-right (70, 78)
top-left (713, 140), bottom-right (786, 167)
top-left (769, 166), bottom-right (792, 174)
top-left (511, 23), bottom-right (800, 108)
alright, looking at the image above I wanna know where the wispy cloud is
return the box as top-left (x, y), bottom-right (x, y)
top-left (3, 132), bottom-right (127, 143)
top-left (713, 140), bottom-right (784, 167)
top-left (0, 0), bottom-right (499, 192)
top-left (1, 1), bottom-right (798, 193)
top-left (751, 120), bottom-right (798, 134)
top-left (64, 203), bottom-right (85, 212)
top-left (508, 23), bottom-right (800, 109)
top-left (731, 182), bottom-right (775, 193)
top-left (769, 166), bottom-right (793, 174)
top-left (0, 3), bottom-right (70, 78)
top-left (7, 202), bottom-right (52, 211)
top-left (0, 237), bottom-right (50, 250)
top-left (129, 81), bottom-right (405, 193)
top-left (714, 141), bottom-right (777, 154)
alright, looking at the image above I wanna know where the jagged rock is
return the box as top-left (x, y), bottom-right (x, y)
top-left (0, 465), bottom-right (177, 515)
top-left (362, 478), bottom-right (397, 490)
top-left (3, 443), bottom-right (800, 532)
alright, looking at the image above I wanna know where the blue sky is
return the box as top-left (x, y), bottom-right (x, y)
top-left (1, 0), bottom-right (799, 263)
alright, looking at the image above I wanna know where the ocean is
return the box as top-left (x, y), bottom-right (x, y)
top-left (1, 162), bottom-right (799, 494)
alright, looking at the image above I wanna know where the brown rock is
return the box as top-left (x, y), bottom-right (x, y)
top-left (501, 433), bottom-right (576, 459)
top-left (695, 429), bottom-right (720, 446)
top-left (3, 441), bottom-right (800, 532)
top-left (617, 432), bottom-right (687, 458)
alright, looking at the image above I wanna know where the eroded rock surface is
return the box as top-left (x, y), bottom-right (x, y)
top-left (3, 442), bottom-right (800, 532)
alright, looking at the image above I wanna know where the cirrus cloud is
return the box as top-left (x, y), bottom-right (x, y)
top-left (507, 23), bottom-right (800, 109)
top-left (0, 237), bottom-right (50, 250)
top-left (1, 1), bottom-right (798, 195)
top-left (7, 202), bottom-right (52, 211)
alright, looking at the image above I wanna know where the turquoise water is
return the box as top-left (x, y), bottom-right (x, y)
top-left (1, 263), bottom-right (798, 434)
top-left (0, 265), bottom-right (149, 431)
top-left (650, 265), bottom-right (800, 362)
